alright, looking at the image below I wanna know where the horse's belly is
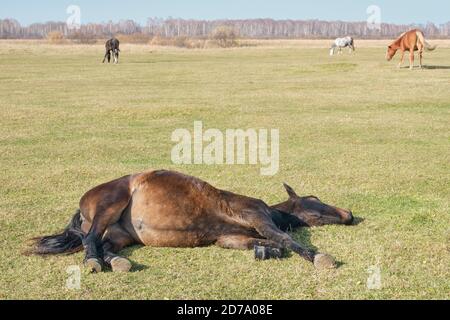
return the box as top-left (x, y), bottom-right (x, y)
top-left (123, 190), bottom-right (219, 247)
top-left (123, 206), bottom-right (215, 247)
top-left (135, 227), bottom-right (214, 247)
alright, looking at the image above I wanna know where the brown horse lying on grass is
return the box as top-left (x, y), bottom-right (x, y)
top-left (386, 29), bottom-right (436, 70)
top-left (29, 170), bottom-right (354, 272)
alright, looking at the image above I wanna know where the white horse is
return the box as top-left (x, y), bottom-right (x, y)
top-left (330, 37), bottom-right (355, 56)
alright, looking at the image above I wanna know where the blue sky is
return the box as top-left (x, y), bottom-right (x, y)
top-left (1, 0), bottom-right (449, 26)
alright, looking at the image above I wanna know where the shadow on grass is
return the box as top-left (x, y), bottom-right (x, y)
top-left (400, 65), bottom-right (450, 70)
top-left (108, 244), bottom-right (149, 273)
top-left (287, 216), bottom-right (365, 268)
top-left (422, 65), bottom-right (450, 70)
top-left (289, 228), bottom-right (348, 268)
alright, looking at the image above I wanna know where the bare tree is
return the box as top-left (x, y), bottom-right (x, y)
top-left (1, 18), bottom-right (449, 40)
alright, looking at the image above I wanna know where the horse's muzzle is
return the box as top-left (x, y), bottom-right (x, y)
top-left (340, 210), bottom-right (354, 225)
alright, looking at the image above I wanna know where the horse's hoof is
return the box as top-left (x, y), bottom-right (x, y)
top-left (314, 254), bottom-right (337, 270)
top-left (110, 257), bottom-right (132, 273)
top-left (254, 246), bottom-right (283, 260)
top-left (84, 258), bottom-right (102, 273)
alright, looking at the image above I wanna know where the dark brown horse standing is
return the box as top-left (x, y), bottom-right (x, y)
top-left (386, 29), bottom-right (436, 69)
top-left (29, 170), bottom-right (354, 272)
top-left (102, 38), bottom-right (120, 64)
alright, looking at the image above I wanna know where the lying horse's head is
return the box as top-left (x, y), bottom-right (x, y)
top-left (281, 183), bottom-right (354, 226)
top-left (386, 45), bottom-right (397, 61)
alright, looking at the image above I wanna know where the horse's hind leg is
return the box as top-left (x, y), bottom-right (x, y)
top-left (419, 48), bottom-right (424, 69)
top-left (102, 224), bottom-right (135, 272)
top-left (81, 183), bottom-right (132, 272)
top-left (83, 206), bottom-right (130, 272)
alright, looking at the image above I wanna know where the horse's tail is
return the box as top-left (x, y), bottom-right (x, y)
top-left (25, 209), bottom-right (84, 256)
top-left (417, 31), bottom-right (437, 51)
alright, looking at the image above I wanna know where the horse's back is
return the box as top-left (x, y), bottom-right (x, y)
top-left (105, 38), bottom-right (120, 49)
top-left (130, 171), bottom-right (214, 220)
top-left (397, 29), bottom-right (421, 50)
top-left (334, 36), bottom-right (353, 47)
top-left (131, 170), bottom-right (211, 199)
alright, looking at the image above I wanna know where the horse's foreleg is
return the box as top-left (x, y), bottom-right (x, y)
top-left (102, 51), bottom-right (109, 63)
top-left (256, 222), bottom-right (336, 268)
top-left (246, 208), bottom-right (336, 268)
top-left (216, 235), bottom-right (284, 260)
top-left (409, 49), bottom-right (415, 70)
top-left (216, 235), bottom-right (281, 250)
top-left (101, 224), bottom-right (135, 272)
top-left (240, 209), bottom-right (334, 267)
top-left (398, 51), bottom-right (405, 69)
top-left (255, 221), bottom-right (315, 262)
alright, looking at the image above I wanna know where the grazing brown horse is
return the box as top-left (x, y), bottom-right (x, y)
top-left (386, 29), bottom-right (436, 70)
top-left (29, 170), bottom-right (354, 272)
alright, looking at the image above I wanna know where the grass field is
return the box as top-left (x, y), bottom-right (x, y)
top-left (0, 40), bottom-right (449, 300)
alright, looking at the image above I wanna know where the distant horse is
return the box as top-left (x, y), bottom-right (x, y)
top-left (102, 38), bottom-right (120, 64)
top-left (330, 37), bottom-right (355, 56)
top-left (28, 170), bottom-right (354, 272)
top-left (386, 29), bottom-right (436, 69)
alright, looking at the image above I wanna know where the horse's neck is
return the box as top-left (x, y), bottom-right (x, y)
top-left (391, 32), bottom-right (406, 48)
top-left (270, 200), bottom-right (294, 213)
top-left (215, 190), bottom-right (245, 216)
top-left (390, 38), bottom-right (402, 49)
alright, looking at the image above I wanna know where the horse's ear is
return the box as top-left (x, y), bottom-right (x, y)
top-left (283, 183), bottom-right (298, 199)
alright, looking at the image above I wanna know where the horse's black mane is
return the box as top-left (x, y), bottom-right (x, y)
top-left (270, 209), bottom-right (307, 232)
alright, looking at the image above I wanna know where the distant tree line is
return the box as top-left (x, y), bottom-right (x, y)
top-left (1, 18), bottom-right (449, 39)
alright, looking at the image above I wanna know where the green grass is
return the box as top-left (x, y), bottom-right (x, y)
top-left (0, 42), bottom-right (449, 299)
